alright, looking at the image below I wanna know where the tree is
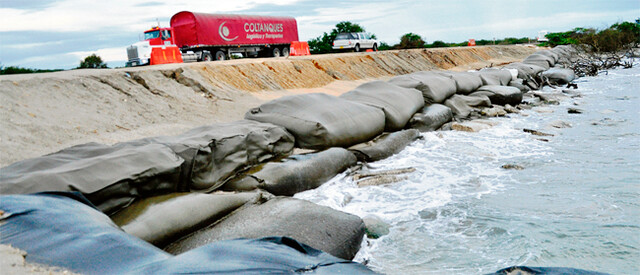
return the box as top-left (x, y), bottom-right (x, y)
top-left (78, 54), bottom-right (107, 69)
top-left (308, 21), bottom-right (375, 54)
top-left (397, 33), bottom-right (425, 49)
top-left (429, 40), bottom-right (448, 48)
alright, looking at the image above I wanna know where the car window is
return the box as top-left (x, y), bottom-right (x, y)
top-left (335, 33), bottom-right (351, 40)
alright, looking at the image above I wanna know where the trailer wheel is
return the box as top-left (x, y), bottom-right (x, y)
top-left (281, 47), bottom-right (290, 57)
top-left (215, 51), bottom-right (226, 61)
top-left (202, 52), bottom-right (213, 62)
top-left (272, 47), bottom-right (281, 57)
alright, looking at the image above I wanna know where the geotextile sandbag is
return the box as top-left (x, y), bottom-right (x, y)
top-left (135, 236), bottom-right (377, 274)
top-left (349, 129), bottom-right (420, 162)
top-left (444, 94), bottom-right (492, 119)
top-left (245, 93), bottom-right (385, 149)
top-left (436, 71), bottom-right (483, 94)
top-left (535, 50), bottom-right (559, 63)
top-left (340, 81), bottom-right (424, 131)
top-left (117, 120), bottom-right (295, 192)
top-left (504, 62), bottom-right (546, 80)
top-left (110, 192), bottom-right (264, 247)
top-left (0, 192), bottom-right (170, 274)
top-left (0, 193), bottom-right (375, 274)
top-left (409, 104), bottom-right (454, 132)
top-left (476, 68), bottom-right (513, 86)
top-left (388, 72), bottom-right (457, 104)
top-left (165, 197), bottom-right (366, 260)
top-left (542, 68), bottom-right (576, 84)
top-left (222, 148), bottom-right (357, 196)
top-left (0, 142), bottom-right (183, 214)
top-left (508, 79), bottom-right (531, 92)
top-left (471, 85), bottom-right (523, 106)
top-left (523, 53), bottom-right (554, 69)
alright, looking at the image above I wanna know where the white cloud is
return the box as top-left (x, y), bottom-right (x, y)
top-left (0, 0), bottom-right (300, 32)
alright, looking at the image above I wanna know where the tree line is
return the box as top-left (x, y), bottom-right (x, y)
top-left (309, 19), bottom-right (639, 54)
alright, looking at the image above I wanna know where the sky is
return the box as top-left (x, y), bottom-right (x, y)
top-left (1, 0), bottom-right (638, 69)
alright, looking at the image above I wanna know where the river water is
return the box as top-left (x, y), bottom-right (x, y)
top-left (295, 64), bottom-right (640, 274)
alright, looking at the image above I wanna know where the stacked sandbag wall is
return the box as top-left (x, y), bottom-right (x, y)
top-left (0, 45), bottom-right (579, 273)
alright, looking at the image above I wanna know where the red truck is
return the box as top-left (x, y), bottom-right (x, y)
top-left (126, 11), bottom-right (300, 66)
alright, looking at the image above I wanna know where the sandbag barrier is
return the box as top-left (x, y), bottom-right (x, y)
top-left (0, 45), bottom-right (580, 273)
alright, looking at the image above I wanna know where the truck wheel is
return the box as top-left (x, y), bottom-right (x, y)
top-left (215, 51), bottom-right (226, 61)
top-left (373, 43), bottom-right (378, 51)
top-left (354, 44), bottom-right (360, 52)
top-left (272, 47), bottom-right (281, 57)
top-left (202, 52), bottom-right (213, 62)
top-left (281, 47), bottom-right (290, 57)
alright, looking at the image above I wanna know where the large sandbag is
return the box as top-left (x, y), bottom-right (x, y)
top-left (471, 85), bottom-right (523, 106)
top-left (504, 62), bottom-right (546, 80)
top-left (165, 197), bottom-right (366, 260)
top-left (436, 71), bottom-right (483, 95)
top-left (444, 94), bottom-right (492, 118)
top-left (523, 53), bottom-right (553, 69)
top-left (0, 142), bottom-right (183, 214)
top-left (0, 193), bottom-right (375, 274)
top-left (135, 236), bottom-right (377, 274)
top-left (245, 93), bottom-right (385, 149)
top-left (409, 104), bottom-right (454, 131)
top-left (388, 72), bottom-right (457, 104)
top-left (535, 49), bottom-right (559, 63)
top-left (542, 68), bottom-right (576, 84)
top-left (117, 120), bottom-right (294, 192)
top-left (340, 80), bottom-right (424, 131)
top-left (508, 79), bottom-right (531, 92)
top-left (110, 192), bottom-right (264, 247)
top-left (476, 68), bottom-right (513, 86)
top-left (222, 148), bottom-right (357, 196)
top-left (349, 129), bottom-right (420, 162)
top-left (490, 266), bottom-right (607, 275)
top-left (0, 193), bottom-right (170, 274)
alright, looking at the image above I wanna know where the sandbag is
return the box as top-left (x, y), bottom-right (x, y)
top-left (523, 53), bottom-right (553, 69)
top-left (471, 85), bottom-right (523, 106)
top-left (245, 93), bottom-right (385, 149)
top-left (508, 79), bottom-right (531, 92)
top-left (436, 71), bottom-right (483, 95)
top-left (349, 129), bottom-right (420, 162)
top-left (134, 237), bottom-right (377, 274)
top-left (476, 68), bottom-right (513, 86)
top-left (340, 80), bottom-right (424, 131)
top-left (110, 192), bottom-right (264, 247)
top-left (504, 62), bottom-right (546, 80)
top-left (0, 193), bottom-right (375, 274)
top-left (542, 68), bottom-right (576, 84)
top-left (222, 148), bottom-right (357, 196)
top-left (491, 266), bottom-right (608, 275)
top-left (409, 104), bottom-right (454, 132)
top-left (388, 72), bottom-right (457, 104)
top-left (0, 192), bottom-right (170, 274)
top-left (535, 49), bottom-right (559, 63)
top-left (165, 197), bottom-right (366, 260)
top-left (0, 142), bottom-right (183, 214)
top-left (117, 120), bottom-right (295, 192)
top-left (444, 94), bottom-right (492, 118)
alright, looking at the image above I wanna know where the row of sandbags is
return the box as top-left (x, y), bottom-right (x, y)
top-left (0, 120), bottom-right (295, 214)
top-left (0, 192), bottom-right (376, 274)
top-left (0, 46), bottom-right (580, 271)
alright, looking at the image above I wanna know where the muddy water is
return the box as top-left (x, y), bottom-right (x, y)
top-left (296, 64), bottom-right (640, 274)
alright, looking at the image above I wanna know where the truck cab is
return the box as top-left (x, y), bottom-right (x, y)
top-left (126, 27), bottom-right (176, 66)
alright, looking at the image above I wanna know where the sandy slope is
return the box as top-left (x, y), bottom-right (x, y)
top-left (0, 45), bottom-right (539, 166)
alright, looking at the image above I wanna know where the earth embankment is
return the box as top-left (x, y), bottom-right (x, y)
top-left (0, 45), bottom-right (538, 166)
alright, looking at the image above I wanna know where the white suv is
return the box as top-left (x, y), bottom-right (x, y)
top-left (332, 32), bottom-right (378, 52)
